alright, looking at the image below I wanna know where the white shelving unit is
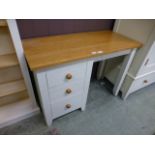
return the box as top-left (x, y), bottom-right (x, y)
top-left (0, 19), bottom-right (39, 128)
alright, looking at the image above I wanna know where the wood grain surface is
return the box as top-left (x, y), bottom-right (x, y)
top-left (23, 31), bottom-right (142, 71)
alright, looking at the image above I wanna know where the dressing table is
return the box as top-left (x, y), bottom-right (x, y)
top-left (23, 31), bottom-right (142, 126)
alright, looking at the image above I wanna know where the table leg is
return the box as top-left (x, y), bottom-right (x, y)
top-left (113, 48), bottom-right (137, 96)
top-left (97, 61), bottom-right (107, 80)
top-left (81, 60), bottom-right (93, 111)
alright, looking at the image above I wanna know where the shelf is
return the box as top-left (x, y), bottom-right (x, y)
top-left (0, 90), bottom-right (28, 107)
top-left (0, 27), bottom-right (15, 55)
top-left (0, 20), bottom-right (7, 27)
top-left (0, 79), bottom-right (26, 98)
top-left (0, 53), bottom-right (19, 69)
top-left (0, 66), bottom-right (22, 85)
top-left (0, 98), bottom-right (39, 128)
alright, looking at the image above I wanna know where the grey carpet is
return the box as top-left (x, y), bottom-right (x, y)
top-left (0, 80), bottom-right (155, 135)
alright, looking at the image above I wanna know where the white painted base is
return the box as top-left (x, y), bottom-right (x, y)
top-left (0, 98), bottom-right (40, 129)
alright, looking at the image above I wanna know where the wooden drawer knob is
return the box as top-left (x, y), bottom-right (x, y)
top-left (66, 88), bottom-right (72, 94)
top-left (144, 80), bottom-right (148, 84)
top-left (66, 73), bottom-right (72, 80)
top-left (65, 104), bottom-right (71, 109)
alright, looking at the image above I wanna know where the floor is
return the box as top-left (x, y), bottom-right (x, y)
top-left (0, 80), bottom-right (155, 135)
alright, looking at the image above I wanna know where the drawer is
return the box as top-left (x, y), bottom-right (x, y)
top-left (130, 72), bottom-right (155, 93)
top-left (49, 81), bottom-right (84, 102)
top-left (52, 94), bottom-right (83, 119)
top-left (139, 64), bottom-right (155, 76)
top-left (46, 62), bottom-right (87, 88)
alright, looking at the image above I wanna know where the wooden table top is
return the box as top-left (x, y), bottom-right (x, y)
top-left (23, 31), bottom-right (142, 71)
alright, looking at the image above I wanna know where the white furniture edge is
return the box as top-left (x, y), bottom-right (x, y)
top-left (34, 71), bottom-right (53, 126)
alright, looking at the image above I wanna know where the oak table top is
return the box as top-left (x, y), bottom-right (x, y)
top-left (22, 31), bottom-right (142, 71)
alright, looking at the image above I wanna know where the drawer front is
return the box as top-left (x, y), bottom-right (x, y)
top-left (130, 72), bottom-right (155, 93)
top-left (46, 62), bottom-right (87, 88)
top-left (52, 94), bottom-right (83, 119)
top-left (138, 42), bottom-right (155, 76)
top-left (49, 81), bottom-right (84, 102)
top-left (139, 63), bottom-right (155, 76)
